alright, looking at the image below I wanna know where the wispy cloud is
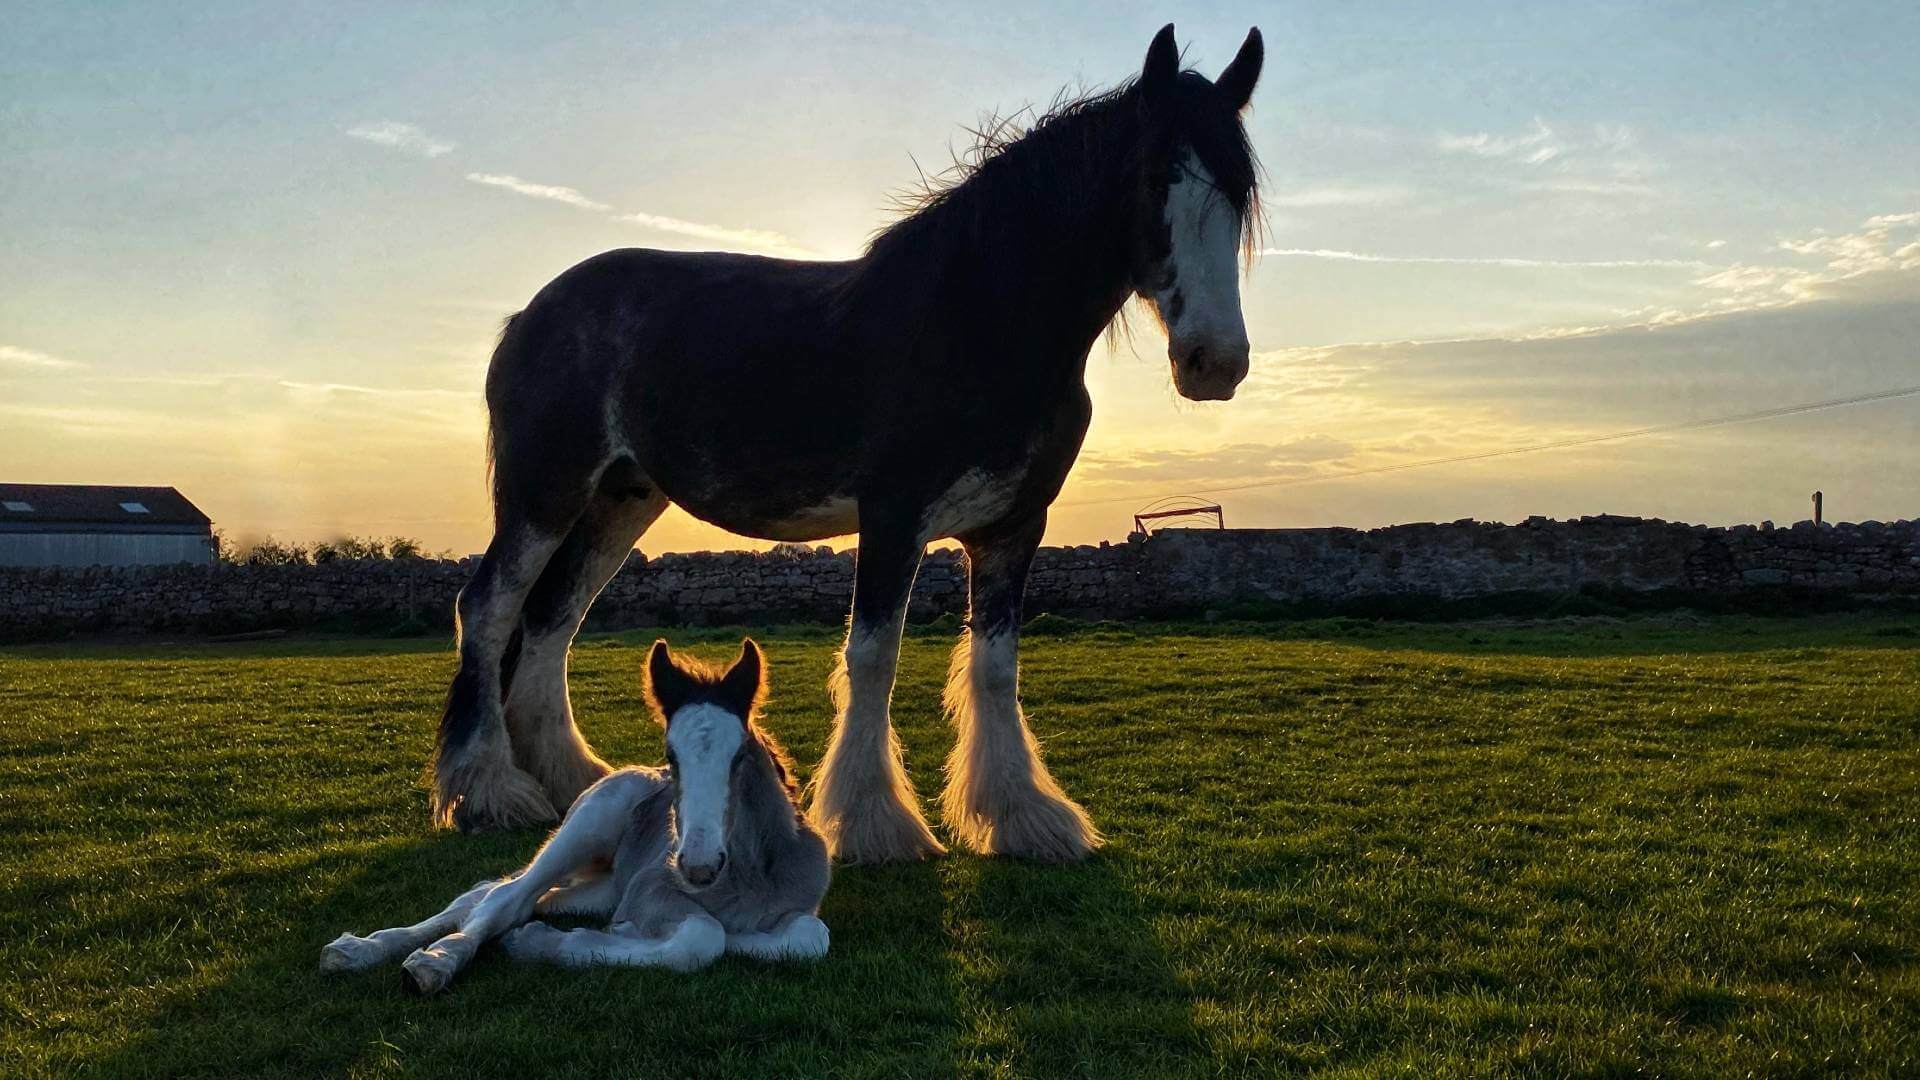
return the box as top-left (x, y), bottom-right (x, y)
top-left (610, 211), bottom-right (811, 256)
top-left (1437, 119), bottom-right (1656, 200)
top-left (1259, 248), bottom-right (1711, 270)
top-left (1264, 185), bottom-right (1413, 209)
top-left (0, 345), bottom-right (83, 370)
top-left (1438, 118), bottom-right (1563, 164)
top-left (464, 173), bottom-right (611, 211)
top-left (345, 121), bottom-right (455, 158)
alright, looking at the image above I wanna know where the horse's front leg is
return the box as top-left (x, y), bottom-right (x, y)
top-left (807, 515), bottom-right (945, 863)
top-left (942, 511), bottom-right (1101, 860)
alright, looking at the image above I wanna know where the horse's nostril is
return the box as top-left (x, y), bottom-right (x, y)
top-left (1187, 345), bottom-right (1210, 371)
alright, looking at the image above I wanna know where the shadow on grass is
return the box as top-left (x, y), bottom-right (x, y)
top-left (82, 836), bottom-right (967, 1078)
top-left (940, 850), bottom-right (1205, 1078)
top-left (76, 836), bottom-right (1202, 1077)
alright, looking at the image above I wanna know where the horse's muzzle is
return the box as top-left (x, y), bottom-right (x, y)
top-left (1170, 342), bottom-right (1249, 402)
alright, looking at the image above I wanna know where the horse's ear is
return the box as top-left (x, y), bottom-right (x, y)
top-left (1216, 27), bottom-right (1263, 112)
top-left (718, 638), bottom-right (765, 716)
top-left (645, 639), bottom-right (691, 725)
top-left (1140, 24), bottom-right (1179, 107)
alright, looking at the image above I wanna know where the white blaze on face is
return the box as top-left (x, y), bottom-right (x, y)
top-left (1152, 150), bottom-right (1251, 399)
top-left (666, 703), bottom-right (744, 876)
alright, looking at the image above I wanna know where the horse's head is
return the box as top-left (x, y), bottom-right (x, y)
top-left (1127, 24), bottom-right (1264, 402)
top-left (645, 637), bottom-right (768, 888)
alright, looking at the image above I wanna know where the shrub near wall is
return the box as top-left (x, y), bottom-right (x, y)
top-left (1, 516), bottom-right (1915, 640)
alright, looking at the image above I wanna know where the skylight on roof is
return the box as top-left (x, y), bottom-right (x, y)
top-left (1, 501), bottom-right (31, 513)
top-left (120, 502), bottom-right (150, 514)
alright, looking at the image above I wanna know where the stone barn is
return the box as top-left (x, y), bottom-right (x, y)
top-left (0, 484), bottom-right (215, 568)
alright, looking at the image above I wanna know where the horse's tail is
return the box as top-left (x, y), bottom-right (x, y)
top-left (482, 311), bottom-right (524, 497)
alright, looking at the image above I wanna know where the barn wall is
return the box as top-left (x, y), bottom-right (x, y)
top-left (0, 532), bottom-right (214, 569)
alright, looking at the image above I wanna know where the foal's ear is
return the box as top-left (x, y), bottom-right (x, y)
top-left (645, 638), bottom-right (694, 725)
top-left (1215, 28), bottom-right (1263, 112)
top-left (717, 638), bottom-right (765, 717)
top-left (1140, 24), bottom-right (1179, 106)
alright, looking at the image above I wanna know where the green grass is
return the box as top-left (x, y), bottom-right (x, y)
top-left (2, 615), bottom-right (1917, 1077)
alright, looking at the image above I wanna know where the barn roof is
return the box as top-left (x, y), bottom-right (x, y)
top-left (0, 484), bottom-right (212, 529)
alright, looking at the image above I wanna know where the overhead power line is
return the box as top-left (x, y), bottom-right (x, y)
top-left (1057, 382), bottom-right (1920, 510)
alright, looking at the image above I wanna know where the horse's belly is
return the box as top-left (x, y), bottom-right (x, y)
top-left (674, 491), bottom-right (861, 543)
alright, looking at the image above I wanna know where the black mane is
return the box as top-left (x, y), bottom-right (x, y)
top-left (852, 72), bottom-right (1259, 307)
top-left (837, 72), bottom-right (1261, 342)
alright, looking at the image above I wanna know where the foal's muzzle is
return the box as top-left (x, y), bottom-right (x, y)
top-left (677, 850), bottom-right (727, 887)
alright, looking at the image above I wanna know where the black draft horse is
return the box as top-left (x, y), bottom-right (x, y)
top-left (433, 24), bottom-right (1264, 863)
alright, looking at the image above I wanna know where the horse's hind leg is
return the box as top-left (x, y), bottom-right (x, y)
top-left (431, 520), bottom-right (573, 832)
top-left (942, 512), bottom-right (1100, 861)
top-left (507, 483), bottom-right (669, 813)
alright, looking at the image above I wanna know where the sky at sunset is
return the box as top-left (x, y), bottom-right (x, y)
top-left (4, 2), bottom-right (1918, 555)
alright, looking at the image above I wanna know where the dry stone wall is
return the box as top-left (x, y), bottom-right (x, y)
top-left (2, 516), bottom-right (1915, 639)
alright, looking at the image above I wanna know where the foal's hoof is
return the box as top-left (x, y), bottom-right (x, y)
top-left (499, 922), bottom-right (561, 961)
top-left (318, 933), bottom-right (384, 974)
top-left (400, 945), bottom-right (461, 995)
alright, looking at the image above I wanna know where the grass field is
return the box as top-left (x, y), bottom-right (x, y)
top-left (2, 614), bottom-right (1917, 1077)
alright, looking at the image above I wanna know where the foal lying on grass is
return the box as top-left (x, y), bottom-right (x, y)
top-left (321, 638), bottom-right (830, 993)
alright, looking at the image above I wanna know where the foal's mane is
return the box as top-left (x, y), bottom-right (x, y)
top-left (645, 652), bottom-right (800, 802)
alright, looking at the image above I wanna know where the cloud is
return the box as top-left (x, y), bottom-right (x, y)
top-left (1706, 239), bottom-right (1727, 250)
top-left (1436, 119), bottom-right (1656, 201)
top-left (459, 172), bottom-right (811, 255)
top-left (1264, 185), bottom-right (1413, 209)
top-left (0, 345), bottom-right (83, 370)
top-left (1259, 248), bottom-right (1710, 270)
top-left (611, 211), bottom-right (812, 257)
top-left (345, 121), bottom-right (455, 158)
top-left (1437, 118), bottom-right (1564, 164)
top-left (1077, 436), bottom-right (1356, 490)
top-left (464, 172), bottom-right (611, 211)
top-left (1687, 209), bottom-right (1920, 317)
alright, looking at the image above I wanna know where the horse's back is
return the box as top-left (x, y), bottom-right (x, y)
top-left (484, 248), bottom-right (864, 528)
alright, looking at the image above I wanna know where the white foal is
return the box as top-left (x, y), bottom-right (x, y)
top-left (322, 638), bottom-right (832, 993)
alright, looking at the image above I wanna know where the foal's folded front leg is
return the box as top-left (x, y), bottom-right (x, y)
top-left (398, 769), bottom-right (666, 994)
top-left (500, 915), bottom-right (728, 973)
top-left (725, 911), bottom-right (831, 961)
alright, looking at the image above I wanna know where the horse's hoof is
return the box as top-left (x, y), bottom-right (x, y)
top-left (436, 763), bottom-right (559, 833)
top-left (945, 785), bottom-right (1102, 862)
top-left (318, 933), bottom-right (384, 974)
top-left (811, 800), bottom-right (945, 864)
top-left (400, 947), bottom-right (459, 995)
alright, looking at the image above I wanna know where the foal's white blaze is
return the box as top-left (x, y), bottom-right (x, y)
top-left (666, 703), bottom-right (744, 882)
top-left (1154, 150), bottom-right (1251, 401)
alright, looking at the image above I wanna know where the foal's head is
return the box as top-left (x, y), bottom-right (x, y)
top-left (1126, 24), bottom-right (1264, 402)
top-left (645, 638), bottom-right (782, 888)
